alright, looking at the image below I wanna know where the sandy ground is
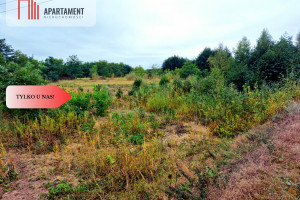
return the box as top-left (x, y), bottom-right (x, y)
top-left (208, 104), bottom-right (300, 200)
top-left (1, 152), bottom-right (47, 200)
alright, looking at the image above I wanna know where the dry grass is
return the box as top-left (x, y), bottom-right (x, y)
top-left (1, 77), bottom-right (299, 199)
top-left (207, 103), bottom-right (300, 200)
top-left (52, 78), bottom-right (158, 88)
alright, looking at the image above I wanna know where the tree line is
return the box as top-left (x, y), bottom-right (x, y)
top-left (161, 29), bottom-right (300, 88)
top-left (0, 40), bottom-right (133, 81)
top-left (0, 29), bottom-right (299, 87)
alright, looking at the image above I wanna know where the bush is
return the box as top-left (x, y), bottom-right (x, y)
top-left (64, 90), bottom-right (91, 115)
top-left (162, 56), bottom-right (187, 71)
top-left (0, 61), bottom-right (47, 119)
top-left (172, 78), bottom-right (183, 91)
top-left (159, 75), bottom-right (169, 86)
top-left (133, 79), bottom-right (142, 90)
top-left (63, 86), bottom-right (112, 117)
top-left (92, 86), bottom-right (112, 117)
top-left (116, 87), bottom-right (123, 99)
top-left (182, 79), bottom-right (192, 93)
top-left (111, 112), bottom-right (151, 144)
top-left (125, 71), bottom-right (138, 80)
top-left (179, 62), bottom-right (200, 78)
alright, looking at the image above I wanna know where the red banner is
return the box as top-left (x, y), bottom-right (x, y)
top-left (6, 86), bottom-right (71, 109)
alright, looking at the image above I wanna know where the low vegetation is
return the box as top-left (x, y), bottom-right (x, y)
top-left (0, 30), bottom-right (299, 199)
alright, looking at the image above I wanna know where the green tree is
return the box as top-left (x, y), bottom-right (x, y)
top-left (43, 57), bottom-right (64, 81)
top-left (235, 37), bottom-right (252, 65)
top-left (258, 34), bottom-right (297, 82)
top-left (225, 62), bottom-right (252, 90)
top-left (134, 66), bottom-right (146, 78)
top-left (64, 55), bottom-right (83, 79)
top-left (295, 32), bottom-right (300, 78)
top-left (0, 53), bottom-right (6, 66)
top-left (89, 65), bottom-right (98, 78)
top-left (81, 62), bottom-right (95, 77)
top-left (10, 51), bottom-right (30, 67)
top-left (250, 29), bottom-right (274, 72)
top-left (195, 47), bottom-right (215, 71)
top-left (96, 60), bottom-right (110, 77)
top-left (0, 39), bottom-right (14, 60)
top-left (296, 32), bottom-right (300, 51)
top-left (179, 62), bottom-right (200, 78)
top-left (162, 55), bottom-right (187, 71)
top-left (0, 60), bottom-right (46, 118)
top-left (208, 45), bottom-right (233, 70)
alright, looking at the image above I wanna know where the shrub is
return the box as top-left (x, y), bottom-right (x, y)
top-left (63, 86), bottom-right (112, 117)
top-left (172, 78), bottom-right (183, 91)
top-left (125, 71), bottom-right (138, 80)
top-left (182, 79), bottom-right (192, 93)
top-left (0, 61), bottom-right (47, 119)
top-left (128, 90), bottom-right (135, 96)
top-left (110, 112), bottom-right (151, 144)
top-left (179, 62), bottom-right (200, 78)
top-left (133, 79), bottom-right (142, 90)
top-left (64, 90), bottom-right (91, 115)
top-left (92, 86), bottom-right (112, 117)
top-left (116, 87), bottom-right (123, 99)
top-left (159, 75), bottom-right (169, 86)
top-left (162, 56), bottom-right (187, 71)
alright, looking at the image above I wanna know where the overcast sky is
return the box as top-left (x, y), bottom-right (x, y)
top-left (0, 0), bottom-right (299, 69)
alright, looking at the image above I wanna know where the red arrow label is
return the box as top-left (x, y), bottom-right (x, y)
top-left (6, 86), bottom-right (71, 109)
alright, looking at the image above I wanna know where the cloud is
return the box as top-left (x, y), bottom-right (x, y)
top-left (0, 0), bottom-right (299, 68)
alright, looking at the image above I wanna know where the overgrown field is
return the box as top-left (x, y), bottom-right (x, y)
top-left (0, 75), bottom-right (299, 199)
top-left (0, 30), bottom-right (299, 199)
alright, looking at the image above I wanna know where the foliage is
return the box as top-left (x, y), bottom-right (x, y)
top-left (208, 44), bottom-right (233, 70)
top-left (89, 65), bottom-right (98, 79)
top-left (0, 30), bottom-right (300, 199)
top-left (43, 57), bottom-right (64, 81)
top-left (172, 78), bottom-right (183, 91)
top-left (47, 180), bottom-right (89, 200)
top-left (0, 39), bottom-right (14, 60)
top-left (195, 47), bottom-right (215, 71)
top-left (179, 61), bottom-right (200, 78)
top-left (63, 86), bottom-right (112, 117)
top-left (259, 35), bottom-right (297, 82)
top-left (159, 75), bottom-right (169, 86)
top-left (92, 86), bottom-right (112, 116)
top-left (133, 79), bottom-right (142, 90)
top-left (162, 55), bottom-right (187, 71)
top-left (235, 37), bottom-right (252, 65)
top-left (95, 60), bottom-right (132, 78)
top-left (0, 53), bottom-right (6, 66)
top-left (64, 55), bottom-right (83, 79)
top-left (134, 66), bottom-right (147, 78)
top-left (0, 58), bottom-right (47, 118)
top-left (116, 87), bottom-right (123, 99)
top-left (2, 111), bottom-right (93, 153)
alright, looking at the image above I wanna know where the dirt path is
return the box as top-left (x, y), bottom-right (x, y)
top-left (207, 104), bottom-right (300, 200)
top-left (1, 151), bottom-right (48, 200)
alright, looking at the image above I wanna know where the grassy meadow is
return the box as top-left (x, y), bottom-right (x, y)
top-left (1, 75), bottom-right (299, 199)
top-left (0, 30), bottom-right (299, 199)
